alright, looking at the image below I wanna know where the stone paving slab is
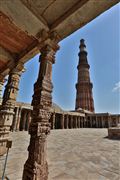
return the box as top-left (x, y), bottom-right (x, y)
top-left (0, 129), bottom-right (120, 180)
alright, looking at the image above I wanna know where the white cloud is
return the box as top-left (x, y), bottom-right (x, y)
top-left (112, 81), bottom-right (120, 92)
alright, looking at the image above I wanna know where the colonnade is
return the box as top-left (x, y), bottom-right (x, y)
top-left (11, 108), bottom-right (32, 131)
top-left (49, 113), bottom-right (119, 130)
top-left (50, 113), bottom-right (85, 129)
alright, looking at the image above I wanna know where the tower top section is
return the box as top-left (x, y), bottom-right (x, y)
top-left (79, 39), bottom-right (87, 53)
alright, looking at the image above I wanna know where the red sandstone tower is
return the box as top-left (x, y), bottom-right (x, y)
top-left (75, 39), bottom-right (94, 112)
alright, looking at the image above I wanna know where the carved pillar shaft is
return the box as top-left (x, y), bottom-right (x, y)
top-left (77, 117), bottom-right (79, 128)
top-left (65, 114), bottom-right (68, 129)
top-left (60, 114), bottom-right (64, 129)
top-left (22, 110), bottom-right (27, 131)
top-left (16, 107), bottom-right (22, 131)
top-left (0, 66), bottom-right (23, 155)
top-left (27, 111), bottom-right (31, 131)
top-left (75, 116), bottom-right (77, 128)
top-left (52, 113), bottom-right (55, 129)
top-left (79, 117), bottom-right (80, 128)
top-left (22, 41), bottom-right (59, 180)
top-left (70, 116), bottom-right (73, 129)
top-left (11, 107), bottom-right (19, 131)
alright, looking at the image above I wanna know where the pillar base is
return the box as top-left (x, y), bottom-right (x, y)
top-left (23, 160), bottom-right (48, 180)
top-left (108, 127), bottom-right (120, 139)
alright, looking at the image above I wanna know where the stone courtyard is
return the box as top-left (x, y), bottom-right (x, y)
top-left (0, 129), bottom-right (120, 180)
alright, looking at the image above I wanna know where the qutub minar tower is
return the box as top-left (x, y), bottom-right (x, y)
top-left (75, 39), bottom-right (94, 112)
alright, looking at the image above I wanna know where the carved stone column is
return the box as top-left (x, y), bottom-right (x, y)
top-left (22, 40), bottom-right (59, 180)
top-left (77, 117), bottom-right (79, 128)
top-left (65, 114), bottom-right (68, 129)
top-left (75, 116), bottom-right (77, 128)
top-left (70, 116), bottom-right (73, 129)
top-left (16, 107), bottom-right (22, 131)
top-left (60, 114), bottom-right (64, 129)
top-left (95, 116), bottom-right (98, 128)
top-left (11, 107), bottom-right (19, 131)
top-left (27, 111), bottom-right (31, 131)
top-left (22, 110), bottom-right (27, 131)
top-left (0, 66), bottom-right (23, 156)
top-left (90, 116), bottom-right (92, 128)
top-left (52, 113), bottom-right (55, 129)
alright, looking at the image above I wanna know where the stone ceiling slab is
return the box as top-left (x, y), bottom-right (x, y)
top-left (0, 0), bottom-right (49, 37)
top-left (52, 0), bottom-right (119, 40)
top-left (0, 0), bottom-right (119, 78)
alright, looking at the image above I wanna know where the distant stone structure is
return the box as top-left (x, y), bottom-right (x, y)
top-left (108, 123), bottom-right (120, 139)
top-left (1, 102), bottom-right (118, 133)
top-left (75, 39), bottom-right (94, 112)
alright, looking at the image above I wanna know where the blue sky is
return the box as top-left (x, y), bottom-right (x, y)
top-left (16, 3), bottom-right (120, 114)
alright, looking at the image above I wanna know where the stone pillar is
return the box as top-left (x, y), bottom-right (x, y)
top-left (70, 116), bottom-right (73, 129)
top-left (22, 39), bottom-right (59, 180)
top-left (52, 113), bottom-right (55, 129)
top-left (77, 117), bottom-right (79, 128)
top-left (81, 117), bottom-right (83, 128)
top-left (22, 110), bottom-right (27, 131)
top-left (0, 66), bottom-right (23, 156)
top-left (65, 114), bottom-right (68, 129)
top-left (75, 116), bottom-right (77, 128)
top-left (60, 114), bottom-right (64, 129)
top-left (95, 116), bottom-right (98, 128)
top-left (108, 115), bottom-right (111, 128)
top-left (27, 111), bottom-right (31, 131)
top-left (16, 107), bottom-right (22, 131)
top-left (11, 107), bottom-right (19, 131)
top-left (90, 116), bottom-right (92, 128)
top-left (101, 116), bottom-right (104, 128)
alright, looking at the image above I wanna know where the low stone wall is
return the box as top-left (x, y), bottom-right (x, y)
top-left (108, 127), bottom-right (120, 139)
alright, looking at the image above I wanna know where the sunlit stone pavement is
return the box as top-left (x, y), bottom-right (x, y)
top-left (0, 129), bottom-right (120, 180)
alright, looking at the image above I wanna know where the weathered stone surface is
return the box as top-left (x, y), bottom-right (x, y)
top-left (108, 126), bottom-right (120, 139)
top-left (0, 67), bottom-right (23, 156)
top-left (0, 129), bottom-right (119, 180)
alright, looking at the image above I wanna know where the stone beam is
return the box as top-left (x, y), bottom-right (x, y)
top-left (0, 46), bottom-right (15, 64)
top-left (52, 0), bottom-right (119, 40)
top-left (0, 0), bottom-right (49, 37)
top-left (0, 46), bottom-right (17, 81)
top-left (51, 0), bottom-right (89, 29)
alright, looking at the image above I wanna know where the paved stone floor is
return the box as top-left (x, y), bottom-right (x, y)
top-left (0, 129), bottom-right (120, 180)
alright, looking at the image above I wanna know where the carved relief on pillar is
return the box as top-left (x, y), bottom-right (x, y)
top-left (66, 114), bottom-right (69, 129)
top-left (27, 111), bottom-right (32, 131)
top-left (22, 35), bottom-right (59, 180)
top-left (0, 65), bottom-right (24, 156)
top-left (16, 107), bottom-right (22, 131)
top-left (52, 113), bottom-right (55, 129)
top-left (11, 107), bottom-right (19, 131)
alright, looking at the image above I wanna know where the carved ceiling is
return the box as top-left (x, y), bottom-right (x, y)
top-left (0, 0), bottom-right (119, 79)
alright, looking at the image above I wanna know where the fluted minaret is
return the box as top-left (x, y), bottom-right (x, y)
top-left (75, 39), bottom-right (94, 112)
